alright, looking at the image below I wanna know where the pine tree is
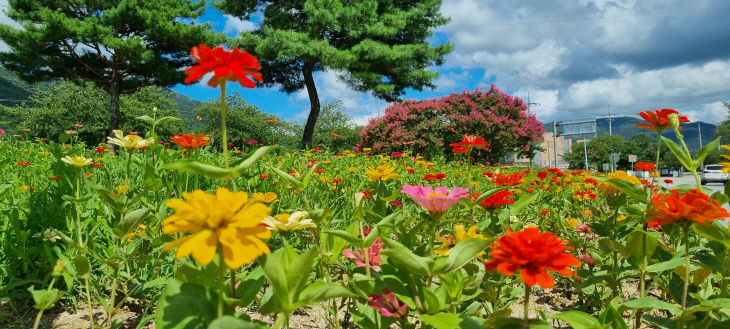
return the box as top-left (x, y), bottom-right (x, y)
top-left (217, 0), bottom-right (453, 148)
top-left (0, 0), bottom-right (221, 136)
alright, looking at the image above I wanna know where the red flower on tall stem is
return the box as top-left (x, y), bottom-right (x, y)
top-left (636, 109), bottom-right (689, 132)
top-left (484, 228), bottom-right (580, 289)
top-left (450, 134), bottom-right (490, 154)
top-left (634, 162), bottom-right (656, 172)
top-left (645, 189), bottom-right (730, 226)
top-left (184, 45), bottom-right (262, 88)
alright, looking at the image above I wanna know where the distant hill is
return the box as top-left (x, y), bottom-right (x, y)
top-left (0, 66), bottom-right (204, 129)
top-left (544, 116), bottom-right (717, 153)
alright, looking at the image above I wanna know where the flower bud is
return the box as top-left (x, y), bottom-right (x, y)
top-left (52, 260), bottom-right (67, 277)
top-left (153, 106), bottom-right (158, 113)
top-left (580, 254), bottom-right (596, 267)
top-left (668, 113), bottom-right (680, 129)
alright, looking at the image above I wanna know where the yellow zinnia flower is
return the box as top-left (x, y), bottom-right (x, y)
top-left (434, 224), bottom-right (487, 258)
top-left (61, 155), bottom-right (92, 168)
top-left (261, 211), bottom-right (315, 233)
top-left (346, 167), bottom-right (357, 173)
top-left (162, 188), bottom-right (271, 269)
top-left (107, 130), bottom-right (153, 151)
top-left (252, 192), bottom-right (279, 203)
top-left (364, 165), bottom-right (399, 182)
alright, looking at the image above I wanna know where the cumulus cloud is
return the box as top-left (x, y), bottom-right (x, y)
top-left (223, 15), bottom-right (255, 36)
top-left (439, 0), bottom-right (730, 123)
top-left (0, 0), bottom-right (21, 52)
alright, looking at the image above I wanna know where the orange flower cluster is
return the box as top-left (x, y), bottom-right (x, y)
top-left (493, 172), bottom-right (524, 186)
top-left (171, 134), bottom-right (210, 155)
top-left (645, 189), bottom-right (730, 226)
top-left (484, 228), bottom-right (580, 289)
top-left (634, 162), bottom-right (656, 172)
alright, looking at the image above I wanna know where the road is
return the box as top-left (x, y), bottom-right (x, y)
top-left (665, 174), bottom-right (730, 214)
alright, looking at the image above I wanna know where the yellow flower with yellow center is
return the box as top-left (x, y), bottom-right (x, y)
top-left (39, 151), bottom-right (50, 156)
top-left (304, 152), bottom-right (313, 157)
top-left (261, 211), bottom-right (315, 232)
top-left (565, 217), bottom-right (579, 227)
top-left (252, 192), bottom-right (279, 203)
top-left (584, 183), bottom-right (595, 189)
top-left (363, 148), bottom-right (372, 152)
top-left (582, 209), bottom-right (594, 217)
top-left (435, 224), bottom-right (488, 258)
top-left (107, 130), bottom-right (153, 151)
top-left (162, 188), bottom-right (271, 269)
top-left (470, 182), bottom-right (480, 188)
top-left (323, 160), bottom-right (332, 164)
top-left (61, 155), bottom-right (92, 168)
top-left (347, 153), bottom-right (356, 158)
top-left (347, 167), bottom-right (357, 173)
top-left (365, 165), bottom-right (399, 182)
top-left (598, 170), bottom-right (642, 196)
top-left (96, 157), bottom-right (105, 162)
top-left (616, 215), bottom-right (627, 222)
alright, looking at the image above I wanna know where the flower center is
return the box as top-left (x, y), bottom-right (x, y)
top-left (427, 193), bottom-right (447, 198)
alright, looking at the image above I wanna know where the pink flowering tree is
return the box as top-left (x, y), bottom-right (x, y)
top-left (359, 85), bottom-right (545, 163)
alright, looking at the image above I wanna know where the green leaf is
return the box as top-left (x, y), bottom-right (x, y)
top-left (301, 162), bottom-right (321, 189)
top-left (661, 136), bottom-right (693, 170)
top-left (432, 238), bottom-right (490, 274)
top-left (236, 267), bottom-right (267, 308)
top-left (322, 229), bottom-right (364, 248)
top-left (155, 278), bottom-right (223, 329)
top-left (646, 257), bottom-right (685, 273)
top-left (693, 137), bottom-right (721, 169)
top-left (684, 298), bottom-right (730, 315)
top-left (694, 221), bottom-right (730, 249)
top-left (269, 167), bottom-right (304, 190)
top-left (625, 229), bottom-right (659, 261)
top-left (623, 298), bottom-right (680, 315)
top-left (604, 179), bottom-right (647, 201)
top-left (510, 192), bottom-right (540, 216)
top-left (550, 310), bottom-right (601, 329)
top-left (144, 165), bottom-right (163, 191)
top-left (231, 146), bottom-right (276, 173)
top-left (297, 282), bottom-right (355, 306)
top-left (90, 184), bottom-right (124, 212)
top-left (419, 313), bottom-right (484, 329)
top-left (73, 255), bottom-right (90, 278)
top-left (164, 160), bottom-right (235, 179)
top-left (154, 116), bottom-right (182, 126)
top-left (381, 238), bottom-right (433, 276)
top-left (28, 287), bottom-right (63, 310)
top-left (113, 208), bottom-right (150, 238)
top-left (598, 239), bottom-right (627, 257)
top-left (207, 316), bottom-right (267, 329)
top-left (136, 115), bottom-right (155, 125)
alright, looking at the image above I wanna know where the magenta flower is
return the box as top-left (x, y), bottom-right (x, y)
top-left (401, 184), bottom-right (469, 214)
top-left (368, 288), bottom-right (409, 317)
top-left (343, 237), bottom-right (383, 271)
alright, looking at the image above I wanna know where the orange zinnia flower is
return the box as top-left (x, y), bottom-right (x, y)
top-left (636, 109), bottom-right (689, 132)
top-left (645, 189), bottom-right (730, 226)
top-left (450, 134), bottom-right (490, 154)
top-left (634, 162), bottom-right (656, 172)
top-left (184, 44), bottom-right (262, 88)
top-left (171, 134), bottom-right (210, 154)
top-left (493, 172), bottom-right (524, 186)
top-left (484, 228), bottom-right (580, 289)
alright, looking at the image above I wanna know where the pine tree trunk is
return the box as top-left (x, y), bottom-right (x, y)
top-left (108, 80), bottom-right (121, 147)
top-left (301, 61), bottom-right (320, 149)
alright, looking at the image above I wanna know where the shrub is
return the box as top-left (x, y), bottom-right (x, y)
top-left (359, 85), bottom-right (544, 163)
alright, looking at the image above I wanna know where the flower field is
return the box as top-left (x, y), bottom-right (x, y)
top-left (2, 46), bottom-right (730, 329)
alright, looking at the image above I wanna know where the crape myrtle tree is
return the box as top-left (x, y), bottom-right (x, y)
top-left (0, 0), bottom-right (221, 138)
top-left (217, 0), bottom-right (453, 148)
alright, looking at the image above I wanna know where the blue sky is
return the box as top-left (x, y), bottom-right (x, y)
top-left (3, 0), bottom-right (730, 126)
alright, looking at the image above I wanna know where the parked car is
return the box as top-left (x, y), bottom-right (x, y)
top-left (701, 164), bottom-right (729, 185)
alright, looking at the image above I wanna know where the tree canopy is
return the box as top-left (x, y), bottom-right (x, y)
top-left (0, 0), bottom-right (220, 136)
top-left (217, 0), bottom-right (453, 147)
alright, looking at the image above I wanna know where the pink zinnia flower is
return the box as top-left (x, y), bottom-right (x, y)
top-left (247, 139), bottom-right (258, 145)
top-left (0, 129), bottom-right (4, 136)
top-left (368, 288), bottom-right (409, 317)
top-left (401, 184), bottom-right (469, 214)
top-left (343, 237), bottom-right (383, 271)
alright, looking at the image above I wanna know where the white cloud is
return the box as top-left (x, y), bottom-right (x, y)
top-left (0, 0), bottom-right (21, 52)
top-left (223, 15), bottom-right (255, 36)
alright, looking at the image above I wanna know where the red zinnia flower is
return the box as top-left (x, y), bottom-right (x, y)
top-left (634, 162), bottom-right (656, 172)
top-left (260, 173), bottom-right (269, 179)
top-left (330, 178), bottom-right (342, 184)
top-left (184, 44), bottom-right (262, 88)
top-left (636, 109), bottom-right (689, 132)
top-left (476, 190), bottom-right (515, 209)
top-left (90, 162), bottom-right (103, 168)
top-left (484, 228), bottom-right (580, 289)
top-left (368, 288), bottom-right (409, 318)
top-left (540, 209), bottom-right (550, 216)
top-left (493, 172), bottom-right (524, 186)
top-left (450, 134), bottom-right (490, 154)
top-left (17, 161), bottom-right (31, 167)
top-left (645, 189), bottom-right (730, 226)
top-left (664, 179), bottom-right (674, 184)
top-left (171, 134), bottom-right (210, 155)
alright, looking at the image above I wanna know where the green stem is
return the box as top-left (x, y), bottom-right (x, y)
top-left (524, 283), bottom-right (531, 325)
top-left (655, 133), bottom-right (661, 173)
top-left (359, 222), bottom-right (371, 278)
top-left (220, 81), bottom-right (229, 168)
top-left (75, 172), bottom-right (83, 246)
top-left (85, 276), bottom-right (94, 328)
top-left (125, 150), bottom-right (132, 184)
top-left (681, 224), bottom-right (690, 312)
top-left (218, 259), bottom-right (225, 318)
top-left (32, 278), bottom-right (56, 329)
top-left (675, 127), bottom-right (701, 188)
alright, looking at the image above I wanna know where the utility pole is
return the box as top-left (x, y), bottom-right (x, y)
top-left (608, 112), bottom-right (613, 136)
top-left (553, 121), bottom-right (559, 168)
top-left (698, 121), bottom-right (703, 149)
top-left (526, 91), bottom-right (538, 114)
